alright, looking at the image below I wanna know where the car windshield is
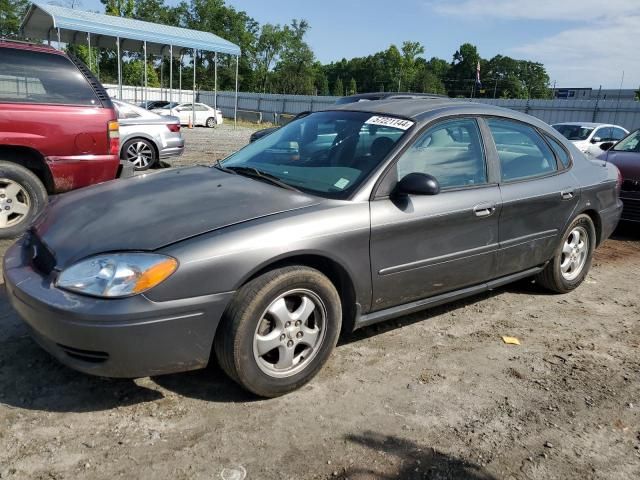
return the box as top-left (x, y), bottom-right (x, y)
top-left (221, 111), bottom-right (412, 199)
top-left (552, 124), bottom-right (594, 141)
top-left (613, 130), bottom-right (640, 153)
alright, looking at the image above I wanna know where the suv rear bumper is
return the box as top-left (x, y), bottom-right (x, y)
top-left (47, 154), bottom-right (120, 192)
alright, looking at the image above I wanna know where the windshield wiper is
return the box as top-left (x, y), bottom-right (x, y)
top-left (213, 158), bottom-right (236, 174)
top-left (225, 166), bottom-right (300, 192)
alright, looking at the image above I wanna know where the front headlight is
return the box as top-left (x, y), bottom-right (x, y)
top-left (56, 253), bottom-right (178, 298)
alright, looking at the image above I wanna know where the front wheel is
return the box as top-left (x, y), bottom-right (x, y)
top-left (206, 117), bottom-right (217, 128)
top-left (536, 214), bottom-right (596, 293)
top-left (0, 161), bottom-right (48, 239)
top-left (215, 266), bottom-right (342, 397)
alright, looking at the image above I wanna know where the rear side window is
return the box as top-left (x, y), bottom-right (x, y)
top-left (395, 118), bottom-right (487, 189)
top-left (545, 135), bottom-right (571, 168)
top-left (487, 119), bottom-right (557, 182)
top-left (0, 49), bottom-right (99, 106)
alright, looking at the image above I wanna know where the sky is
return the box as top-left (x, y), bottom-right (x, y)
top-left (80, 0), bottom-right (640, 89)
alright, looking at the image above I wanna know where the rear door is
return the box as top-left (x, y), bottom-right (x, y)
top-left (484, 118), bottom-right (580, 277)
top-left (369, 117), bottom-right (501, 311)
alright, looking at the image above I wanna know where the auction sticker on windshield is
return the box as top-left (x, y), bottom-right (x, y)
top-left (365, 116), bottom-right (414, 130)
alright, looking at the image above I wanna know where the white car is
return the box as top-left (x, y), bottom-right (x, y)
top-left (552, 122), bottom-right (628, 157)
top-left (152, 102), bottom-right (223, 128)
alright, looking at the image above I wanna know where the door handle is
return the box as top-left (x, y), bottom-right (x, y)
top-left (560, 189), bottom-right (575, 200)
top-left (473, 204), bottom-right (496, 218)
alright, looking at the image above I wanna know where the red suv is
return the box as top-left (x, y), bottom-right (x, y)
top-left (0, 40), bottom-right (125, 238)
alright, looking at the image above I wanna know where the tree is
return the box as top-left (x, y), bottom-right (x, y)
top-left (271, 19), bottom-right (317, 95)
top-left (333, 77), bottom-right (344, 96)
top-left (123, 59), bottom-right (160, 86)
top-left (448, 43), bottom-right (480, 97)
top-left (348, 77), bottom-right (357, 95)
top-left (254, 23), bottom-right (287, 92)
top-left (0, 0), bottom-right (29, 38)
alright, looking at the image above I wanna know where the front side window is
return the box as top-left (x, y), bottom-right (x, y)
top-left (222, 111), bottom-right (410, 198)
top-left (395, 118), bottom-right (487, 189)
top-left (612, 128), bottom-right (627, 141)
top-left (613, 130), bottom-right (640, 153)
top-left (0, 49), bottom-right (99, 106)
top-left (488, 119), bottom-right (557, 181)
top-left (594, 127), bottom-right (617, 142)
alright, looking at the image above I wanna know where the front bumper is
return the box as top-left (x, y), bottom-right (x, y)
top-left (3, 239), bottom-right (234, 378)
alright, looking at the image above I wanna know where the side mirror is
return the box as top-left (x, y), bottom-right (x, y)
top-left (396, 173), bottom-right (440, 196)
top-left (591, 136), bottom-right (602, 144)
top-left (599, 141), bottom-right (614, 151)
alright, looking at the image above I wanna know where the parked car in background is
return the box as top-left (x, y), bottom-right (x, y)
top-left (113, 100), bottom-right (184, 171)
top-left (0, 40), bottom-right (124, 238)
top-left (597, 129), bottom-right (640, 223)
top-left (4, 99), bottom-right (622, 397)
top-left (152, 102), bottom-right (223, 128)
top-left (552, 122), bottom-right (628, 157)
top-left (249, 92), bottom-right (446, 142)
top-left (138, 100), bottom-right (173, 110)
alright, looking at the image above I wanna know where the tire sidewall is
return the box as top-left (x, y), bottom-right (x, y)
top-left (206, 117), bottom-right (216, 128)
top-left (121, 138), bottom-right (157, 170)
top-left (0, 162), bottom-right (47, 238)
top-left (550, 214), bottom-right (596, 292)
top-left (231, 268), bottom-right (341, 397)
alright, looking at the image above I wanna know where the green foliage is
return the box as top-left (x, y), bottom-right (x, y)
top-left (2, 0), bottom-right (552, 99)
top-left (0, 0), bottom-right (29, 37)
top-left (333, 78), bottom-right (344, 97)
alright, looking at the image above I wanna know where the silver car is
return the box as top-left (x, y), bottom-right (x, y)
top-left (113, 100), bottom-right (185, 171)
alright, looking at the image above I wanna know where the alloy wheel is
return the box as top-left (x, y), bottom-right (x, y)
top-left (0, 178), bottom-right (31, 229)
top-left (252, 288), bottom-right (327, 378)
top-left (125, 141), bottom-right (154, 169)
top-left (560, 226), bottom-right (589, 281)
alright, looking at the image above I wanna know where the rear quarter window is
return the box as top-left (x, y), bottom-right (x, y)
top-left (0, 48), bottom-right (99, 106)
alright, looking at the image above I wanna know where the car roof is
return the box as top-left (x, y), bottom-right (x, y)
top-left (552, 122), bottom-right (617, 127)
top-left (0, 39), bottom-right (65, 55)
top-left (329, 97), bottom-right (534, 122)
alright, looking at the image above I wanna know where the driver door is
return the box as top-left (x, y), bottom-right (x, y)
top-left (369, 117), bottom-right (501, 311)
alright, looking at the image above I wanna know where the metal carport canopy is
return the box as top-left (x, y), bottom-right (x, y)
top-left (21, 2), bottom-right (241, 56)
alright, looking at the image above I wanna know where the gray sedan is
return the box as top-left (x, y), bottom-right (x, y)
top-left (4, 99), bottom-right (622, 397)
top-left (113, 100), bottom-right (184, 171)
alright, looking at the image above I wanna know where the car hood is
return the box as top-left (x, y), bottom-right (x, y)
top-left (34, 166), bottom-right (321, 268)
top-left (598, 150), bottom-right (640, 179)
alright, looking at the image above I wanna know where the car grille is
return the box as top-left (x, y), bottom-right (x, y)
top-left (621, 198), bottom-right (640, 222)
top-left (622, 179), bottom-right (640, 193)
top-left (57, 344), bottom-right (109, 363)
top-left (27, 232), bottom-right (56, 275)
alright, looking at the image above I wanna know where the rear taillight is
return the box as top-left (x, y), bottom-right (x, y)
top-left (167, 124), bottom-right (181, 133)
top-left (108, 120), bottom-right (120, 156)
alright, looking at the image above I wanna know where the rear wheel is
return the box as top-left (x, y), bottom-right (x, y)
top-left (122, 138), bottom-right (157, 171)
top-left (215, 266), bottom-right (341, 397)
top-left (206, 117), bottom-right (216, 128)
top-left (536, 214), bottom-right (596, 293)
top-left (0, 161), bottom-right (48, 239)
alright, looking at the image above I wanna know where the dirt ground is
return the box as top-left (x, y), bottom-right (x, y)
top-left (0, 126), bottom-right (639, 480)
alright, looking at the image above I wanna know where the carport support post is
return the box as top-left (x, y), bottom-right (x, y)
top-left (214, 52), bottom-right (218, 111)
top-left (116, 37), bottom-right (122, 100)
top-left (169, 45), bottom-right (173, 113)
top-left (56, 27), bottom-right (60, 47)
top-left (87, 33), bottom-right (92, 70)
top-left (234, 54), bottom-right (239, 128)
top-left (143, 41), bottom-right (148, 108)
top-left (192, 49), bottom-right (197, 126)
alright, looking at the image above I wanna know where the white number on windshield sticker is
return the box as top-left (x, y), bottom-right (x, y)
top-left (365, 116), bottom-right (414, 131)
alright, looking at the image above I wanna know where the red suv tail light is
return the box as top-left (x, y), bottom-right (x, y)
top-left (166, 123), bottom-right (181, 133)
top-left (108, 120), bottom-right (120, 156)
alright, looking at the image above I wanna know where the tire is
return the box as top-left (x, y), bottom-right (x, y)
top-left (0, 161), bottom-right (48, 239)
top-left (215, 266), bottom-right (342, 397)
top-left (536, 214), bottom-right (596, 293)
top-left (121, 138), bottom-right (157, 171)
top-left (205, 117), bottom-right (216, 128)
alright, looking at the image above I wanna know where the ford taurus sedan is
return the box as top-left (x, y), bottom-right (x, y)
top-left (4, 99), bottom-right (622, 397)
